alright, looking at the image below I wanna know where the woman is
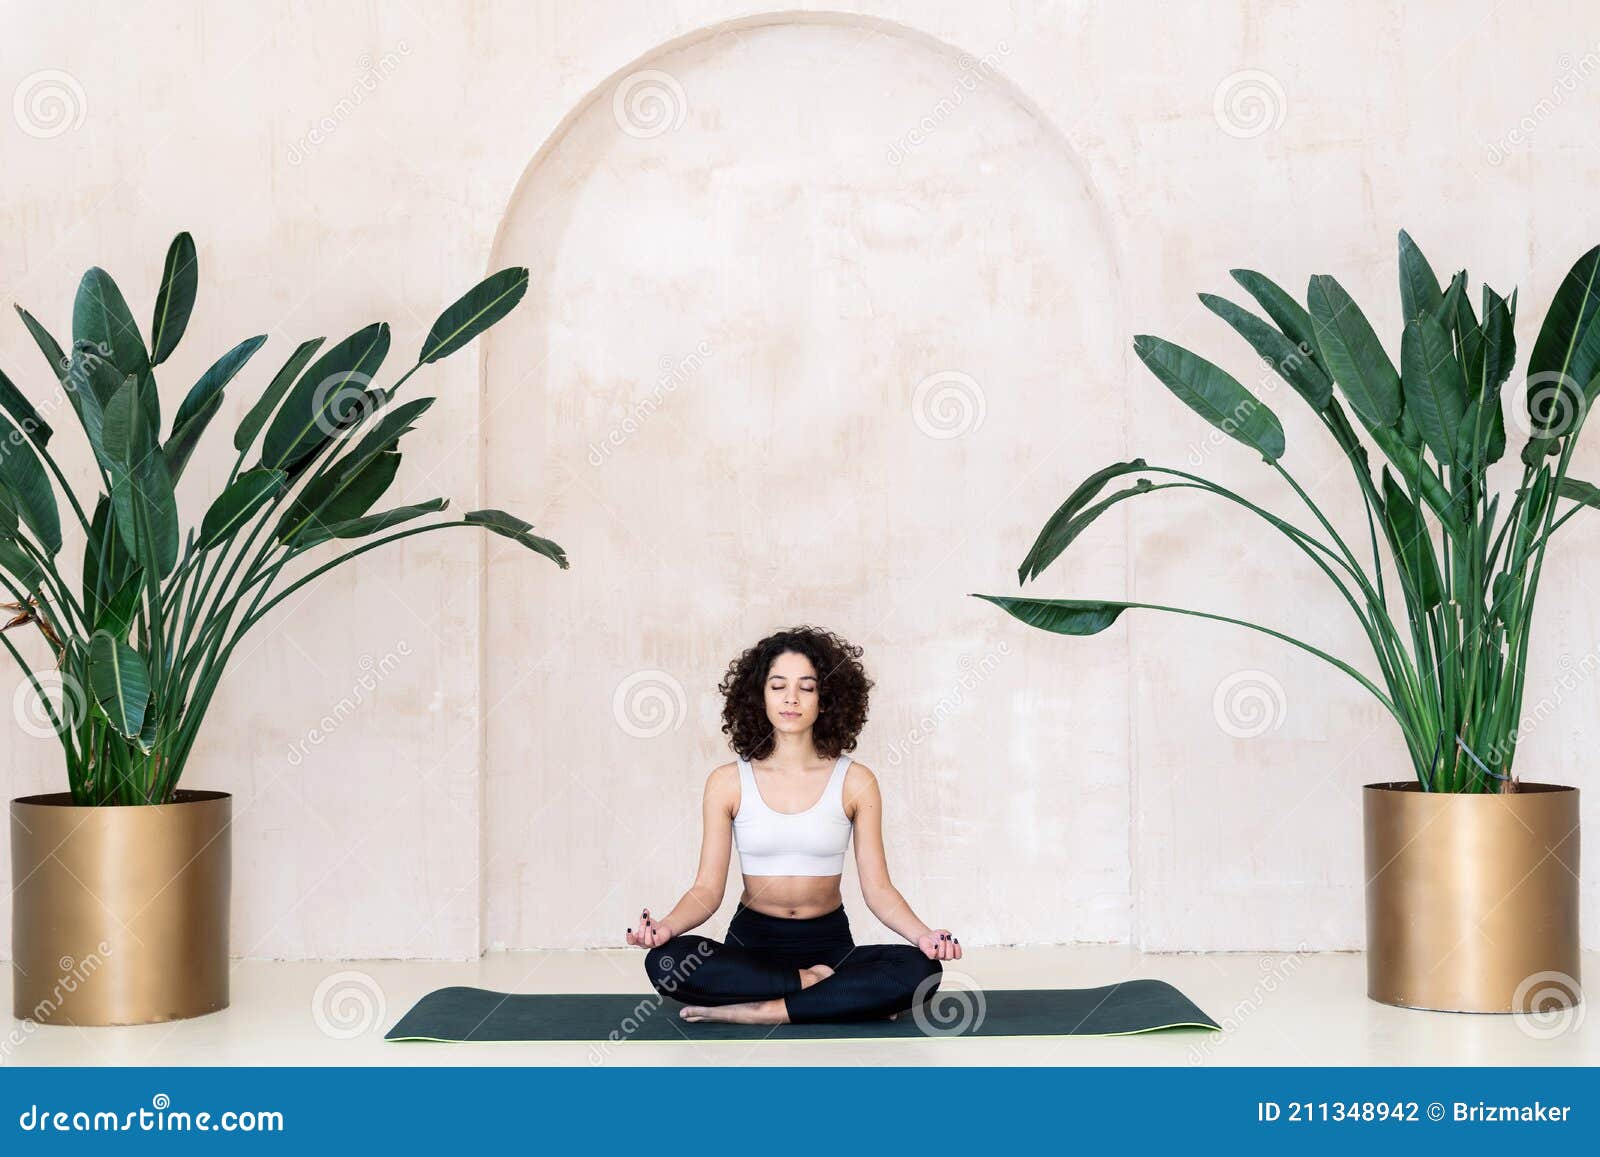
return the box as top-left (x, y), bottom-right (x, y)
top-left (627, 626), bottom-right (962, 1025)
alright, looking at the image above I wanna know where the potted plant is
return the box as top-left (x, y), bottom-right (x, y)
top-left (4, 234), bottom-right (568, 1025)
top-left (975, 231), bottom-right (1582, 1014)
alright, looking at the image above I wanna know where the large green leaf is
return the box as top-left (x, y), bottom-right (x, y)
top-left (163, 334), bottom-right (268, 482)
top-left (63, 341), bottom-right (119, 471)
top-left (346, 396), bottom-right (435, 462)
top-left (1527, 245), bottom-right (1600, 440)
top-left (235, 336), bottom-right (324, 452)
top-left (969, 594), bottom-right (1128, 636)
top-left (0, 365), bottom-right (53, 447)
top-left (1452, 284), bottom-right (1486, 390)
top-left (0, 413), bottom-right (61, 555)
top-left (275, 450), bottom-right (402, 547)
top-left (1380, 469), bottom-right (1442, 609)
top-left (93, 571), bottom-right (145, 640)
top-left (199, 467), bottom-right (286, 549)
top-left (14, 305), bottom-right (67, 381)
top-left (261, 323), bottom-right (389, 471)
top-left (1456, 396), bottom-right (1506, 473)
top-left (1400, 314), bottom-right (1468, 472)
top-left (1229, 269), bottom-right (1323, 365)
top-left (103, 375), bottom-right (178, 576)
top-left (1557, 477), bottom-right (1600, 509)
top-left (1132, 335), bottom-right (1285, 460)
top-left (1198, 293), bottom-right (1332, 409)
top-left (150, 232), bottom-right (198, 366)
top-left (1308, 274), bottom-right (1402, 429)
top-left (1481, 285), bottom-right (1516, 394)
top-left (420, 268), bottom-right (529, 363)
top-left (0, 537), bottom-right (46, 593)
top-left (1398, 230), bottom-right (1443, 322)
top-left (72, 267), bottom-right (150, 384)
top-left (82, 494), bottom-right (137, 612)
top-left (1019, 458), bottom-right (1148, 583)
top-left (325, 497), bottom-right (448, 539)
top-left (87, 629), bottom-right (149, 739)
top-left (464, 508), bottom-right (570, 569)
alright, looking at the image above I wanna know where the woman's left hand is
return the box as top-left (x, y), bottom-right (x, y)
top-left (917, 929), bottom-right (962, 961)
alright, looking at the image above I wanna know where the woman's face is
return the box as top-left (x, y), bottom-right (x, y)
top-left (764, 650), bottom-right (819, 737)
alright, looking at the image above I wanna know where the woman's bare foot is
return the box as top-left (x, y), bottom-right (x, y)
top-left (679, 999), bottom-right (789, 1025)
top-left (797, 963), bottom-right (835, 989)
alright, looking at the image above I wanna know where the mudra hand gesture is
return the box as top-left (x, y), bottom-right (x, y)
top-left (626, 907), bottom-right (673, 948)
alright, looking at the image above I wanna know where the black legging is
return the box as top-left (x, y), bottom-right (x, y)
top-left (643, 902), bottom-right (941, 1023)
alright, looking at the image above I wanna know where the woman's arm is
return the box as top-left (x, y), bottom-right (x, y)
top-left (626, 764), bottom-right (736, 947)
top-left (848, 764), bottom-right (962, 961)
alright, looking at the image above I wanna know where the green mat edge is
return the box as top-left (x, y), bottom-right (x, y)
top-left (386, 1021), bottom-right (1221, 1043)
top-left (384, 984), bottom-right (1223, 1042)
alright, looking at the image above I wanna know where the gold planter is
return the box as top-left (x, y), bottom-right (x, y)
top-left (1364, 781), bottom-right (1581, 1013)
top-left (10, 789), bottom-right (231, 1025)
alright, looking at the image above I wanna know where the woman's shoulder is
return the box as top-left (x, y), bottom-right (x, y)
top-left (704, 761), bottom-right (741, 800)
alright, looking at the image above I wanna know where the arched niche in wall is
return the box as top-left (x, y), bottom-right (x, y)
top-left (478, 12), bottom-right (1128, 950)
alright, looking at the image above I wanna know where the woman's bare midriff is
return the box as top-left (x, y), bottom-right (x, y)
top-left (738, 874), bottom-right (843, 918)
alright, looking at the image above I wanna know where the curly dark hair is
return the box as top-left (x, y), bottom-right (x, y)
top-left (718, 625), bottom-right (873, 761)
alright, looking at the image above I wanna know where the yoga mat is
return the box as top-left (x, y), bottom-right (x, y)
top-left (385, 979), bottom-right (1220, 1042)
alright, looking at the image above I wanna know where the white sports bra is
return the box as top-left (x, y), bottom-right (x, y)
top-left (732, 754), bottom-right (853, 876)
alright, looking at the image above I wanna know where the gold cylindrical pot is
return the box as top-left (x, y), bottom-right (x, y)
top-left (10, 789), bottom-right (231, 1025)
top-left (1364, 781), bottom-right (1581, 1013)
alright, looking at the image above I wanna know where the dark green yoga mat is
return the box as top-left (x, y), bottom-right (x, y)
top-left (385, 980), bottom-right (1220, 1042)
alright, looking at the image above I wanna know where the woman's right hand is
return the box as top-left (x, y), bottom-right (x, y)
top-left (625, 907), bottom-right (674, 948)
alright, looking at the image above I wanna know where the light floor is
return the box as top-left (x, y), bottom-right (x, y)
top-left (5, 946), bottom-right (1595, 1067)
